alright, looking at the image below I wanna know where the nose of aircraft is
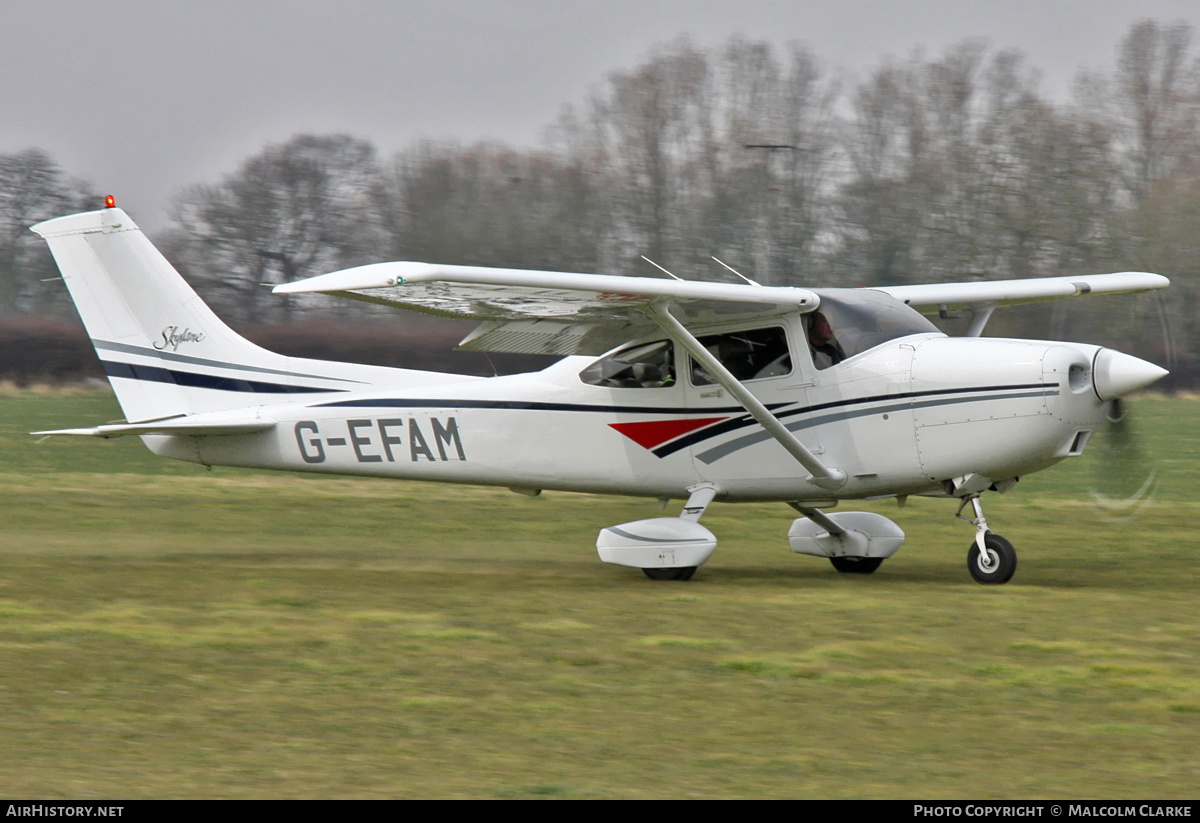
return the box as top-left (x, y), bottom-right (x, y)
top-left (1092, 348), bottom-right (1169, 400)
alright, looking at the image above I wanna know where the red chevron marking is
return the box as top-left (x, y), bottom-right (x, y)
top-left (609, 417), bottom-right (728, 450)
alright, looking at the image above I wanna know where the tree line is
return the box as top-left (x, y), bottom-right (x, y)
top-left (3, 21), bottom-right (1197, 382)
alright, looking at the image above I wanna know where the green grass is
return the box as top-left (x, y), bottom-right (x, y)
top-left (1, 391), bottom-right (1198, 798)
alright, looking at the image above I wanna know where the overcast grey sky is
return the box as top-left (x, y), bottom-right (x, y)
top-left (3, 0), bottom-right (1199, 229)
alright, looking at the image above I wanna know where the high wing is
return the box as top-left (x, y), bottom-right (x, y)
top-left (277, 263), bottom-right (1169, 351)
top-left (274, 262), bottom-right (818, 355)
top-left (876, 271), bottom-right (1169, 334)
top-left (877, 271), bottom-right (1168, 310)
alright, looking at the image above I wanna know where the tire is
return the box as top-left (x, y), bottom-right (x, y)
top-left (967, 532), bottom-right (1017, 584)
top-left (643, 566), bottom-right (697, 581)
top-left (829, 556), bottom-right (884, 574)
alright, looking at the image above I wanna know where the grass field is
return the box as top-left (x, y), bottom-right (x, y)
top-left (1, 389), bottom-right (1197, 798)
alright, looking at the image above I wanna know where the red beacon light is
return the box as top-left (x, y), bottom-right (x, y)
top-left (104, 195), bottom-right (116, 209)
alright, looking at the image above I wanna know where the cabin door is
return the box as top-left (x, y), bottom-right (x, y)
top-left (681, 322), bottom-right (820, 498)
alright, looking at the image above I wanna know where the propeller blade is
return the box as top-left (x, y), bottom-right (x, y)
top-left (1089, 398), bottom-right (1158, 519)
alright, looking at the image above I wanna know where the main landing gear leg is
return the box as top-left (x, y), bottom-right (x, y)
top-left (956, 495), bottom-right (1017, 585)
top-left (642, 483), bottom-right (720, 581)
top-left (596, 484), bottom-right (720, 581)
top-left (786, 504), bottom-right (905, 573)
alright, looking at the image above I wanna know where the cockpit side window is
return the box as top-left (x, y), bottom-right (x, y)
top-left (806, 291), bottom-right (941, 369)
top-left (806, 311), bottom-right (845, 370)
top-left (690, 326), bottom-right (792, 386)
top-left (579, 340), bottom-right (677, 389)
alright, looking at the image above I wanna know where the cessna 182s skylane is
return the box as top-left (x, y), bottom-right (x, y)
top-left (31, 201), bottom-right (1170, 584)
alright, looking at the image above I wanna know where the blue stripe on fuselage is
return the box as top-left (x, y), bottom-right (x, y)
top-left (102, 361), bottom-right (346, 394)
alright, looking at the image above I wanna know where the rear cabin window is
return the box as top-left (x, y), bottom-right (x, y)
top-left (579, 340), bottom-right (676, 388)
top-left (690, 327), bottom-right (792, 386)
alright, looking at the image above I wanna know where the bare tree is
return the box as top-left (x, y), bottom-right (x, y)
top-left (551, 36), bottom-right (839, 284)
top-left (710, 39), bottom-right (839, 285)
top-left (166, 134), bottom-right (388, 324)
top-left (1117, 20), bottom-right (1197, 195)
top-left (384, 140), bottom-right (607, 274)
top-left (551, 38), bottom-right (718, 275)
top-left (0, 149), bottom-right (94, 315)
top-left (1077, 20), bottom-right (1199, 198)
top-left (1068, 20), bottom-right (1200, 371)
top-left (836, 42), bottom-right (1125, 291)
top-left (838, 54), bottom-right (934, 286)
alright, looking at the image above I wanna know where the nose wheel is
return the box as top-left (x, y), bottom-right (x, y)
top-left (956, 495), bottom-right (1018, 585)
top-left (967, 532), bottom-right (1017, 584)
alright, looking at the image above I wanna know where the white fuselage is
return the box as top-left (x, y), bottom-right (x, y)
top-left (30, 204), bottom-right (1168, 585)
top-left (144, 321), bottom-right (1109, 504)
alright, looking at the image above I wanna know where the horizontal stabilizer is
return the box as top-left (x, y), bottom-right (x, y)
top-left (33, 418), bottom-right (277, 439)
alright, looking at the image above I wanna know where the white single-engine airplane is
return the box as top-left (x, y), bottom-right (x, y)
top-left (31, 201), bottom-right (1170, 584)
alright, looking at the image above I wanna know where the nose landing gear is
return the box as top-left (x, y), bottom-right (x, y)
top-left (956, 495), bottom-right (1018, 584)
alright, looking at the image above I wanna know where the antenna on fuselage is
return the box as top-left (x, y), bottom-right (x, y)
top-left (710, 256), bottom-right (763, 287)
top-left (640, 255), bottom-right (684, 281)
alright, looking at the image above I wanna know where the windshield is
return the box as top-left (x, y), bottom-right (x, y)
top-left (806, 289), bottom-right (941, 369)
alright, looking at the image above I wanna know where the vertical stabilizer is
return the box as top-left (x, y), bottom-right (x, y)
top-left (31, 205), bottom-right (377, 421)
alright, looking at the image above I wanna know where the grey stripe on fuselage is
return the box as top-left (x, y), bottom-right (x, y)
top-left (91, 339), bottom-right (367, 385)
top-left (696, 388), bottom-right (1059, 464)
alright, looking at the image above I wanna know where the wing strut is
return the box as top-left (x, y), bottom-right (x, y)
top-left (788, 503), bottom-right (846, 534)
top-left (647, 304), bottom-right (847, 491)
top-left (965, 303), bottom-right (996, 337)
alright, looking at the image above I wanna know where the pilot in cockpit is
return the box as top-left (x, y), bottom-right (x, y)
top-left (807, 311), bottom-right (846, 370)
